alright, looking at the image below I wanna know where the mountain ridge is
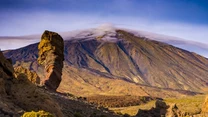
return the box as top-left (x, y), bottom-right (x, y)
top-left (1, 26), bottom-right (208, 58)
top-left (3, 29), bottom-right (208, 98)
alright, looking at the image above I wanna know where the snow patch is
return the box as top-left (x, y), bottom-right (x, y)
top-left (60, 24), bottom-right (118, 42)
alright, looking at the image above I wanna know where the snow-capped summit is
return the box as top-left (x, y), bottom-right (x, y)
top-left (60, 23), bottom-right (118, 42)
top-left (0, 24), bottom-right (208, 57)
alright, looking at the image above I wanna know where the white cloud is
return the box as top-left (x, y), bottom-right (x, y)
top-left (0, 38), bottom-right (39, 50)
top-left (0, 11), bottom-right (208, 45)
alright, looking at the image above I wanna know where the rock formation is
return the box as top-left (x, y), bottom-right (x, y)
top-left (14, 66), bottom-right (40, 85)
top-left (0, 51), bottom-right (14, 95)
top-left (0, 50), bottom-right (63, 117)
top-left (136, 100), bottom-right (182, 117)
top-left (136, 100), bottom-right (168, 117)
top-left (38, 30), bottom-right (64, 91)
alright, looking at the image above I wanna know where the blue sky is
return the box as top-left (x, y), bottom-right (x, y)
top-left (0, 0), bottom-right (208, 44)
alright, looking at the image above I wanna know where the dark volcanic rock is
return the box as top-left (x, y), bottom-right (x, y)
top-left (136, 100), bottom-right (168, 117)
top-left (38, 30), bottom-right (64, 91)
top-left (136, 100), bottom-right (182, 117)
top-left (0, 51), bottom-right (14, 78)
top-left (0, 51), bottom-right (14, 95)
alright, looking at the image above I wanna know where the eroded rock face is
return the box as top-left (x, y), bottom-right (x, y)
top-left (0, 52), bottom-right (14, 78)
top-left (0, 51), bottom-right (64, 117)
top-left (38, 30), bottom-right (64, 91)
top-left (14, 66), bottom-right (40, 85)
top-left (0, 51), bottom-right (14, 95)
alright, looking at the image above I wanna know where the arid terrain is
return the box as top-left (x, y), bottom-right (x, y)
top-left (1, 28), bottom-right (208, 117)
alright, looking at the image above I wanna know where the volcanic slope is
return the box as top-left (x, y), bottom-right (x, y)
top-left (3, 29), bottom-right (208, 97)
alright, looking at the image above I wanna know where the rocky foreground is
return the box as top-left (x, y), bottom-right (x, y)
top-left (0, 50), bottom-right (63, 116)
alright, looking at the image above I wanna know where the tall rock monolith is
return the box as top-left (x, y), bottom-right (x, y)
top-left (38, 30), bottom-right (64, 91)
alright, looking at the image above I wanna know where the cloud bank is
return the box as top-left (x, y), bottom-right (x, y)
top-left (0, 11), bottom-right (208, 45)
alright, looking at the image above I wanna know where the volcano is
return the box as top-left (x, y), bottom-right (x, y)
top-left (3, 26), bottom-right (208, 97)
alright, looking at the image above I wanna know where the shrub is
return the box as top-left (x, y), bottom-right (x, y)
top-left (74, 112), bottom-right (83, 117)
top-left (21, 110), bottom-right (54, 117)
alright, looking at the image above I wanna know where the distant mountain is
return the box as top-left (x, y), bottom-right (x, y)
top-left (1, 26), bottom-right (208, 58)
top-left (3, 27), bottom-right (208, 97)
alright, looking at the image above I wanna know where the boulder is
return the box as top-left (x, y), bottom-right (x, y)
top-left (136, 100), bottom-right (182, 117)
top-left (166, 103), bottom-right (182, 117)
top-left (38, 30), bottom-right (64, 91)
